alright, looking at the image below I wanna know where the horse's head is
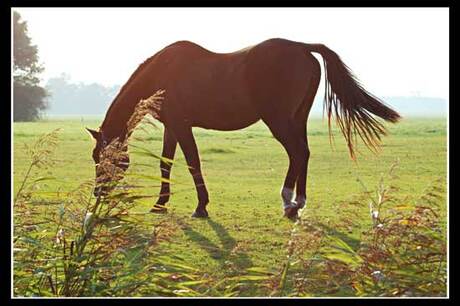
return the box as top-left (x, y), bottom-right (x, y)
top-left (86, 128), bottom-right (130, 197)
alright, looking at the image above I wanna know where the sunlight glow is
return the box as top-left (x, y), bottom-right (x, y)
top-left (14, 7), bottom-right (449, 100)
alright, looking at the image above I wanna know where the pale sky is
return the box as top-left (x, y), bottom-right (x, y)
top-left (13, 7), bottom-right (449, 100)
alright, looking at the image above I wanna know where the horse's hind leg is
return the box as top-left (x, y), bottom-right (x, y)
top-left (151, 127), bottom-right (177, 213)
top-left (263, 119), bottom-right (306, 219)
top-left (169, 123), bottom-right (209, 218)
top-left (293, 121), bottom-right (309, 210)
top-left (293, 71), bottom-right (320, 211)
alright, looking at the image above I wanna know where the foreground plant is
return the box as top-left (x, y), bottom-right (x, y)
top-left (13, 90), bottom-right (212, 297)
top-left (267, 162), bottom-right (446, 297)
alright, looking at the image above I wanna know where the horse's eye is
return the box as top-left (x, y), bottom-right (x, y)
top-left (102, 140), bottom-right (107, 146)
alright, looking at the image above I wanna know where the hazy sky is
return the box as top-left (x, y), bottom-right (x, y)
top-left (14, 7), bottom-right (449, 100)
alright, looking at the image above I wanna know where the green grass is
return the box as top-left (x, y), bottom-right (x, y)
top-left (13, 117), bottom-right (447, 296)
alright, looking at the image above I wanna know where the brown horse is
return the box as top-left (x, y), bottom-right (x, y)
top-left (87, 38), bottom-right (400, 219)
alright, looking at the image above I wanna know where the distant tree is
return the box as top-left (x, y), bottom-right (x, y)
top-left (45, 74), bottom-right (120, 115)
top-left (13, 11), bottom-right (48, 121)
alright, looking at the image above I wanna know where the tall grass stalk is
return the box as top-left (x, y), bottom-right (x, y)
top-left (13, 90), bottom-right (212, 297)
top-left (268, 162), bottom-right (446, 297)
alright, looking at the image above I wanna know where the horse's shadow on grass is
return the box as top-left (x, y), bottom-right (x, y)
top-left (181, 219), bottom-right (253, 270)
top-left (317, 222), bottom-right (361, 251)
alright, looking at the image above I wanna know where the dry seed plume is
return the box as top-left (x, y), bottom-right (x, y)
top-left (96, 139), bottom-right (129, 185)
top-left (126, 89), bottom-right (165, 134)
top-left (97, 89), bottom-right (165, 190)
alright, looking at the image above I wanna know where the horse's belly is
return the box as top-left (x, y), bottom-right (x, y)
top-left (175, 72), bottom-right (260, 130)
top-left (158, 52), bottom-right (261, 130)
top-left (188, 95), bottom-right (260, 131)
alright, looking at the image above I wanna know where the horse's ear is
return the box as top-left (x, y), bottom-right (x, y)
top-left (86, 128), bottom-right (100, 140)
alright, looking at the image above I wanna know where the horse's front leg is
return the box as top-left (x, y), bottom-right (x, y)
top-left (151, 127), bottom-right (177, 213)
top-left (171, 124), bottom-right (209, 218)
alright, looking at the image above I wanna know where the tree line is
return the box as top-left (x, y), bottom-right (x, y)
top-left (13, 11), bottom-right (47, 121)
top-left (13, 12), bottom-right (120, 120)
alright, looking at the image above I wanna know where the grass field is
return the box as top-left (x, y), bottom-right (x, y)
top-left (13, 116), bottom-right (447, 297)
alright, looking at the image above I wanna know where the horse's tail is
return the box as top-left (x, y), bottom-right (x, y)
top-left (304, 43), bottom-right (401, 159)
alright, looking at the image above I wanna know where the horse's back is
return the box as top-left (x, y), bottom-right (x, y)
top-left (152, 41), bottom-right (258, 129)
top-left (151, 39), bottom-right (320, 129)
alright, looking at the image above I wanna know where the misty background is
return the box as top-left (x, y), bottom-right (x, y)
top-left (43, 73), bottom-right (447, 118)
top-left (14, 8), bottom-right (448, 119)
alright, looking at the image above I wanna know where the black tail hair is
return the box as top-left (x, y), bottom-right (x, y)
top-left (306, 43), bottom-right (401, 159)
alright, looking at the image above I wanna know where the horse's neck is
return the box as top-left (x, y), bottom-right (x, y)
top-left (100, 50), bottom-right (162, 141)
top-left (100, 89), bottom-right (142, 141)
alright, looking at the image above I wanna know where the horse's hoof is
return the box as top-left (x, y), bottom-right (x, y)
top-left (150, 205), bottom-right (168, 214)
top-left (283, 206), bottom-right (299, 220)
top-left (191, 208), bottom-right (209, 218)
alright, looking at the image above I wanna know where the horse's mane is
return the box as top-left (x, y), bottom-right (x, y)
top-left (100, 52), bottom-right (160, 130)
